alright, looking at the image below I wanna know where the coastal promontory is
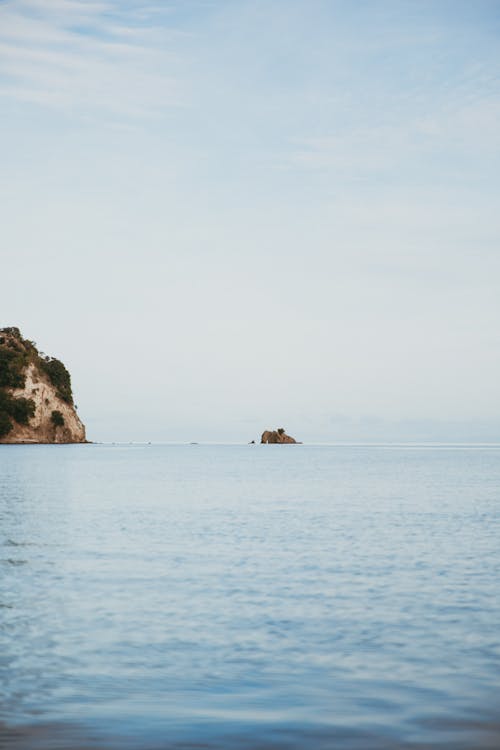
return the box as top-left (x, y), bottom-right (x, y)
top-left (0, 327), bottom-right (86, 444)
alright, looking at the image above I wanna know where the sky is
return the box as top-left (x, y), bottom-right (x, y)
top-left (1, 0), bottom-right (500, 443)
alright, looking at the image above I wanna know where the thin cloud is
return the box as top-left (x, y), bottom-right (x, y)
top-left (0, 0), bottom-right (188, 118)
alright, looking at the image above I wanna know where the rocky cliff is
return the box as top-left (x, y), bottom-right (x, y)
top-left (261, 428), bottom-right (298, 444)
top-left (0, 327), bottom-right (86, 444)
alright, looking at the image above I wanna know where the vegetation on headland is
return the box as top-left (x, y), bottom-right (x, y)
top-left (51, 410), bottom-right (65, 427)
top-left (41, 357), bottom-right (73, 404)
top-left (0, 327), bottom-right (74, 438)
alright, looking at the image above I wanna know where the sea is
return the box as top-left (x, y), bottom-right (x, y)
top-left (1, 443), bottom-right (499, 749)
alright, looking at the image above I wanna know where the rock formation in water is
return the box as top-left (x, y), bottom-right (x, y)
top-left (0, 327), bottom-right (86, 444)
top-left (261, 428), bottom-right (298, 444)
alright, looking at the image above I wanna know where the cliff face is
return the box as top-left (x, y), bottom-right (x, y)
top-left (0, 327), bottom-right (86, 444)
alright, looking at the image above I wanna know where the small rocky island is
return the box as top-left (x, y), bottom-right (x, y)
top-left (261, 428), bottom-right (299, 444)
top-left (0, 327), bottom-right (86, 444)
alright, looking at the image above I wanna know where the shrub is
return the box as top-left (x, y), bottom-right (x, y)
top-left (9, 397), bottom-right (35, 425)
top-left (51, 410), bottom-right (65, 427)
top-left (0, 348), bottom-right (27, 388)
top-left (41, 358), bottom-right (73, 404)
top-left (0, 391), bottom-right (35, 433)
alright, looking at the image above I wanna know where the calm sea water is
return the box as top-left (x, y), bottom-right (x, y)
top-left (1, 443), bottom-right (499, 749)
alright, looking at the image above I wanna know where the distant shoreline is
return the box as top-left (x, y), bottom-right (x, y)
top-left (2, 441), bottom-right (499, 448)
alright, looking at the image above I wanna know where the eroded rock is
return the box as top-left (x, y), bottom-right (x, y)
top-left (261, 428), bottom-right (298, 444)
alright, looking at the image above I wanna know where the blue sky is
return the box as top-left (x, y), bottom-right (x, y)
top-left (1, 0), bottom-right (499, 442)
